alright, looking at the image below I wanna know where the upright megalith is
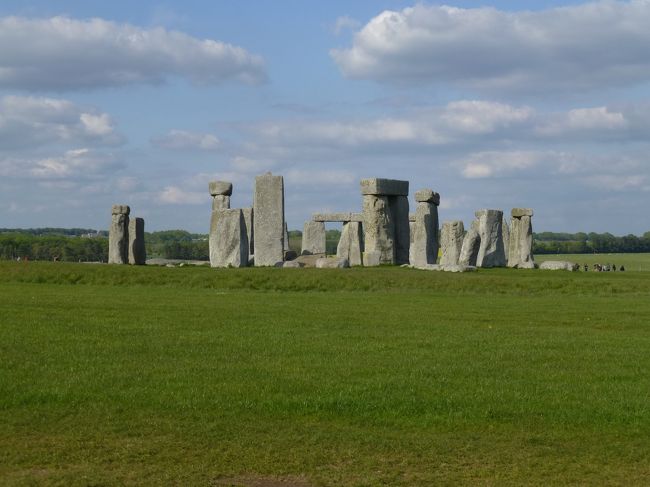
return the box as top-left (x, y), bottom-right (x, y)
top-left (475, 209), bottom-right (507, 267)
top-left (459, 219), bottom-right (480, 266)
top-left (502, 217), bottom-right (510, 266)
top-left (440, 221), bottom-right (465, 266)
top-left (508, 208), bottom-right (535, 269)
top-left (108, 205), bottom-right (130, 264)
top-left (302, 221), bottom-right (326, 255)
top-left (128, 217), bottom-right (146, 265)
top-left (253, 173), bottom-right (285, 266)
top-left (210, 208), bottom-right (249, 267)
top-left (337, 221), bottom-right (364, 266)
top-left (360, 178), bottom-right (409, 265)
top-left (410, 189), bottom-right (440, 267)
top-left (241, 208), bottom-right (254, 255)
top-left (209, 180), bottom-right (232, 210)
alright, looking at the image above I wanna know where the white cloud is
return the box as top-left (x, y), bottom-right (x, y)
top-left (0, 95), bottom-right (122, 148)
top-left (537, 106), bottom-right (628, 136)
top-left (0, 16), bottom-right (267, 91)
top-left (331, 1), bottom-right (650, 94)
top-left (158, 185), bottom-right (205, 205)
top-left (441, 101), bottom-right (533, 134)
top-left (151, 129), bottom-right (220, 151)
top-left (460, 151), bottom-right (542, 179)
top-left (332, 15), bottom-right (361, 36)
top-left (29, 148), bottom-right (121, 179)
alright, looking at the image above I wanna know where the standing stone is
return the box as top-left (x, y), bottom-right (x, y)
top-left (337, 221), bottom-right (364, 266)
top-left (210, 209), bottom-right (249, 268)
top-left (283, 222), bottom-right (290, 252)
top-left (475, 209), bottom-right (507, 268)
top-left (459, 220), bottom-right (480, 266)
top-left (508, 208), bottom-right (535, 269)
top-left (128, 217), bottom-right (146, 265)
top-left (241, 207), bottom-right (254, 255)
top-left (209, 181), bottom-right (233, 265)
top-left (108, 205), bottom-right (129, 264)
top-left (410, 189), bottom-right (440, 267)
top-left (253, 173), bottom-right (285, 266)
top-left (502, 217), bottom-right (510, 266)
top-left (440, 221), bottom-right (465, 266)
top-left (362, 195), bottom-right (394, 265)
top-left (392, 195), bottom-right (410, 265)
top-left (302, 221), bottom-right (326, 255)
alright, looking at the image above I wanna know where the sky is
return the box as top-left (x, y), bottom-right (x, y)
top-left (1, 0), bottom-right (649, 235)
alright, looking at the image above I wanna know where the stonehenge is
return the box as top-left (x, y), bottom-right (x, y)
top-left (361, 178), bottom-right (410, 265)
top-left (253, 173), bottom-right (285, 266)
top-left (410, 189), bottom-right (440, 267)
top-left (108, 205), bottom-right (130, 264)
top-left (210, 209), bottom-right (249, 267)
top-left (459, 220), bottom-right (480, 267)
top-left (128, 217), bottom-right (146, 265)
top-left (508, 208), bottom-right (535, 269)
top-left (301, 221), bottom-right (326, 255)
top-left (337, 221), bottom-right (364, 266)
top-left (475, 209), bottom-right (507, 268)
top-left (440, 221), bottom-right (465, 266)
top-left (208, 180), bottom-right (233, 266)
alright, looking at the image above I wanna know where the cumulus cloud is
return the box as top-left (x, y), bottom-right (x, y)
top-left (0, 16), bottom-right (267, 91)
top-left (331, 1), bottom-right (650, 94)
top-left (158, 185), bottom-right (205, 205)
top-left (460, 151), bottom-right (542, 179)
top-left (151, 129), bottom-right (220, 151)
top-left (332, 15), bottom-right (361, 36)
top-left (0, 95), bottom-right (122, 148)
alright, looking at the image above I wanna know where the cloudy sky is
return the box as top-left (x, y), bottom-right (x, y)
top-left (1, 0), bottom-right (649, 234)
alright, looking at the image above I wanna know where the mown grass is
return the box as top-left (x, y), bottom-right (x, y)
top-left (1, 262), bottom-right (649, 486)
top-left (536, 252), bottom-right (650, 271)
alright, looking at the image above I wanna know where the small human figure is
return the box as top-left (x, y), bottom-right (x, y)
top-left (620, 265), bottom-right (625, 272)
top-left (584, 264), bottom-right (589, 272)
top-left (612, 264), bottom-right (617, 271)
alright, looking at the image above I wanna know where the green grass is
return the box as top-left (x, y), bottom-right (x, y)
top-left (536, 252), bottom-right (650, 271)
top-left (1, 262), bottom-right (649, 486)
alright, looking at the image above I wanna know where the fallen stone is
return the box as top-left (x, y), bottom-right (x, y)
top-left (282, 260), bottom-right (305, 268)
top-left (539, 260), bottom-right (579, 271)
top-left (315, 257), bottom-right (350, 268)
top-left (415, 263), bottom-right (477, 272)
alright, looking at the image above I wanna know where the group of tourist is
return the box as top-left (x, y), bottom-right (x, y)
top-left (583, 263), bottom-right (625, 272)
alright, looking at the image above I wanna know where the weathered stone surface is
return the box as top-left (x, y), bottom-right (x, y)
top-left (414, 189), bottom-right (440, 205)
top-left (253, 173), bottom-right (284, 266)
top-left (508, 213), bottom-right (535, 269)
top-left (283, 222), bottom-right (290, 251)
top-left (392, 195), bottom-right (410, 265)
top-left (439, 221), bottom-right (464, 266)
top-left (360, 178), bottom-right (409, 196)
top-left (409, 213), bottom-right (416, 222)
top-left (459, 220), bottom-right (480, 266)
top-left (301, 221), bottom-right (326, 255)
top-left (312, 212), bottom-right (363, 222)
top-left (362, 195), bottom-right (395, 264)
top-left (211, 195), bottom-right (230, 211)
top-left (415, 263), bottom-right (477, 272)
top-left (539, 260), bottom-right (578, 271)
top-left (316, 257), bottom-right (350, 268)
top-left (210, 209), bottom-right (249, 268)
top-left (108, 204), bottom-right (130, 264)
top-left (209, 180), bottom-right (233, 196)
top-left (363, 250), bottom-right (381, 267)
top-left (241, 207), bottom-right (254, 255)
top-left (410, 199), bottom-right (439, 267)
top-left (502, 217), bottom-right (510, 266)
top-left (337, 221), bottom-right (364, 266)
top-left (128, 217), bottom-right (146, 265)
top-left (511, 207), bottom-right (534, 218)
top-left (281, 260), bottom-right (304, 268)
top-left (475, 209), bottom-right (506, 268)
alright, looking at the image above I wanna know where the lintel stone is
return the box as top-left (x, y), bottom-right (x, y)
top-left (511, 207), bottom-right (534, 218)
top-left (111, 205), bottom-right (130, 215)
top-left (414, 189), bottom-right (440, 205)
top-left (209, 180), bottom-right (233, 196)
top-left (360, 178), bottom-right (409, 196)
top-left (312, 212), bottom-right (363, 222)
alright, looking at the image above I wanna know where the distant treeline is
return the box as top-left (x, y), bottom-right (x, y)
top-left (3, 228), bottom-right (650, 261)
top-left (533, 232), bottom-right (650, 254)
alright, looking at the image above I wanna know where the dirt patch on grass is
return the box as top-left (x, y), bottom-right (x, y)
top-left (212, 475), bottom-right (312, 487)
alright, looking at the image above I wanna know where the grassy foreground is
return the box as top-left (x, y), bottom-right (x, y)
top-left (1, 262), bottom-right (649, 486)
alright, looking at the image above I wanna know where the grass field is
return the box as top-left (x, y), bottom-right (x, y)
top-left (1, 262), bottom-right (649, 486)
top-left (536, 252), bottom-right (650, 272)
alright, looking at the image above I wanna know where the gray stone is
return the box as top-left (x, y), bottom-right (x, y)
top-left (392, 195), bottom-right (410, 265)
top-left (360, 178), bottom-right (409, 196)
top-left (241, 207), bottom-right (254, 255)
top-left (410, 197), bottom-right (439, 267)
top-left (211, 194), bottom-right (230, 211)
top-left (128, 217), bottom-right (146, 265)
top-left (508, 211), bottom-right (535, 269)
top-left (253, 173), bottom-right (285, 266)
top-left (415, 263), bottom-right (477, 272)
top-left (336, 221), bottom-right (364, 266)
top-left (312, 212), bottom-right (363, 222)
top-left (511, 207), bottom-right (534, 218)
top-left (209, 180), bottom-right (232, 196)
top-left (315, 257), bottom-right (350, 268)
top-left (459, 220), bottom-right (480, 267)
top-left (408, 213), bottom-right (416, 222)
top-left (502, 217), bottom-right (510, 266)
top-left (108, 204), bottom-right (130, 264)
top-left (283, 222), bottom-right (290, 251)
top-left (281, 260), bottom-right (304, 268)
top-left (475, 209), bottom-right (507, 268)
top-left (363, 250), bottom-right (382, 267)
top-left (440, 221), bottom-right (465, 266)
top-left (210, 208), bottom-right (249, 268)
top-left (362, 195), bottom-right (395, 264)
top-left (539, 260), bottom-right (578, 271)
top-left (414, 189), bottom-right (440, 205)
top-left (301, 221), bottom-right (326, 255)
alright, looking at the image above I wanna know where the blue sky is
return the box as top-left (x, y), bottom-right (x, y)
top-left (1, 1), bottom-right (649, 234)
